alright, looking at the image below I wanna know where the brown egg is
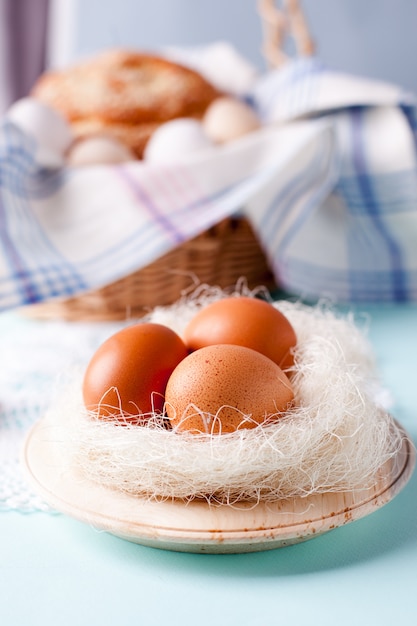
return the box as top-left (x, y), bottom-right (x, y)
top-left (165, 344), bottom-right (294, 434)
top-left (184, 297), bottom-right (297, 371)
top-left (82, 323), bottom-right (188, 419)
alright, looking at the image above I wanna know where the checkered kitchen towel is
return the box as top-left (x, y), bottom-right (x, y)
top-left (1, 53), bottom-right (417, 308)
top-left (250, 57), bottom-right (417, 302)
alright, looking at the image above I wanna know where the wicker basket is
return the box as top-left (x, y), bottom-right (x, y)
top-left (27, 217), bottom-right (275, 321)
top-left (26, 1), bottom-right (313, 321)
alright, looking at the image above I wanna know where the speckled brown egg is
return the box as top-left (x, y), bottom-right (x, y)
top-left (165, 344), bottom-right (294, 434)
top-left (184, 296), bottom-right (297, 371)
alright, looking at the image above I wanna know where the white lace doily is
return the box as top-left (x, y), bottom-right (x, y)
top-left (0, 311), bottom-right (125, 513)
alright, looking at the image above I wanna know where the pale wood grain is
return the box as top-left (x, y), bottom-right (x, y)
top-left (22, 419), bottom-right (415, 553)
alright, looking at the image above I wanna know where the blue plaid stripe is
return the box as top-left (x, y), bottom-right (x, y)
top-left (267, 141), bottom-right (339, 257)
top-left (280, 258), bottom-right (417, 302)
top-left (400, 103), bottom-right (417, 150)
top-left (252, 56), bottom-right (324, 122)
top-left (2, 56), bottom-right (417, 309)
top-left (76, 167), bottom-right (282, 283)
top-left (338, 170), bottom-right (417, 215)
top-left (0, 123), bottom-right (87, 306)
top-left (348, 108), bottom-right (408, 301)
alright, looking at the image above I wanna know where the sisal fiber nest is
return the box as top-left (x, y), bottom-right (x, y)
top-left (42, 285), bottom-right (404, 505)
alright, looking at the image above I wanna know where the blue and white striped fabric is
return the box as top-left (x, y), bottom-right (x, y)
top-left (1, 55), bottom-right (417, 309)
top-left (249, 57), bottom-right (417, 302)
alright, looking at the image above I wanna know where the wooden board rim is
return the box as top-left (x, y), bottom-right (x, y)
top-left (22, 418), bottom-right (416, 553)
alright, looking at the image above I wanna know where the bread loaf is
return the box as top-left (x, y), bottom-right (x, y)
top-left (32, 49), bottom-right (221, 158)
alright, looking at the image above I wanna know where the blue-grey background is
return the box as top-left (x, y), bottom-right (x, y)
top-left (65, 0), bottom-right (417, 94)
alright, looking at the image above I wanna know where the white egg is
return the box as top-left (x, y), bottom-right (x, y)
top-left (6, 97), bottom-right (73, 168)
top-left (67, 135), bottom-right (135, 166)
top-left (143, 118), bottom-right (214, 164)
top-left (203, 96), bottom-right (261, 144)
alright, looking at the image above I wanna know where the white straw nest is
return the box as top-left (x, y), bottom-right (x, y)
top-left (43, 287), bottom-right (404, 505)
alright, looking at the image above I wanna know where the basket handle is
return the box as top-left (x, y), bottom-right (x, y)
top-left (257, 0), bottom-right (315, 68)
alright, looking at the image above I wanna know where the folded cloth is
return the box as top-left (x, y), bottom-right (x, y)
top-left (0, 112), bottom-right (336, 309)
top-left (1, 52), bottom-right (417, 309)
top-left (250, 57), bottom-right (417, 302)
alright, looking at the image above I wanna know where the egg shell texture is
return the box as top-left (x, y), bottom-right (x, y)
top-left (184, 296), bottom-right (297, 370)
top-left (165, 344), bottom-right (294, 434)
top-left (82, 323), bottom-right (188, 418)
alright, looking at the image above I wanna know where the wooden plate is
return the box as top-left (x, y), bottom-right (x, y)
top-left (22, 419), bottom-right (415, 554)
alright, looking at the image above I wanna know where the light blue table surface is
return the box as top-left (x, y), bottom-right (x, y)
top-left (0, 302), bottom-right (416, 626)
